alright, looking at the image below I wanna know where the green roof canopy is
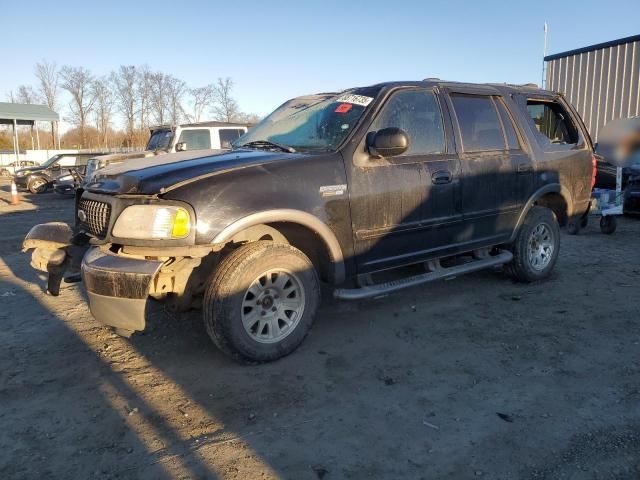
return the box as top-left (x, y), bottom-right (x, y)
top-left (0, 102), bottom-right (59, 125)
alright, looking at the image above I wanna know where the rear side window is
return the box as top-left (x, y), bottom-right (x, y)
top-left (219, 128), bottom-right (245, 148)
top-left (494, 99), bottom-right (521, 150)
top-left (526, 100), bottom-right (578, 145)
top-left (370, 89), bottom-right (445, 156)
top-left (178, 129), bottom-right (211, 150)
top-left (450, 95), bottom-right (505, 152)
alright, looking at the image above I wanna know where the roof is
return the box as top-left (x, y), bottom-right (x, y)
top-left (544, 33), bottom-right (640, 61)
top-left (0, 102), bottom-right (59, 123)
top-left (367, 80), bottom-right (553, 97)
top-left (150, 121), bottom-right (251, 130)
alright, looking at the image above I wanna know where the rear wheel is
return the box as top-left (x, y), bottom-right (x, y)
top-left (506, 206), bottom-right (560, 282)
top-left (27, 177), bottom-right (48, 194)
top-left (203, 241), bottom-right (320, 363)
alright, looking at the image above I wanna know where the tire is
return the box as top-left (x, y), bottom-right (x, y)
top-left (599, 216), bottom-right (617, 234)
top-left (203, 241), bottom-right (320, 363)
top-left (506, 206), bottom-right (560, 283)
top-left (27, 177), bottom-right (48, 194)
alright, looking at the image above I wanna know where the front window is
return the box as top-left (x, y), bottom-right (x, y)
top-left (146, 129), bottom-right (174, 150)
top-left (41, 154), bottom-right (63, 168)
top-left (234, 89), bottom-right (379, 151)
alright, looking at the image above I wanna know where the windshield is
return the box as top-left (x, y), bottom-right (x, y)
top-left (41, 155), bottom-right (62, 168)
top-left (234, 90), bottom-right (378, 151)
top-left (146, 129), bottom-right (174, 151)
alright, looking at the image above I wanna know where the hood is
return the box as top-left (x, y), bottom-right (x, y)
top-left (85, 148), bottom-right (306, 195)
top-left (94, 150), bottom-right (165, 165)
top-left (15, 166), bottom-right (46, 176)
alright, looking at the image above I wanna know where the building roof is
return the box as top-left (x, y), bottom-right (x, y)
top-left (0, 102), bottom-right (59, 123)
top-left (544, 33), bottom-right (640, 61)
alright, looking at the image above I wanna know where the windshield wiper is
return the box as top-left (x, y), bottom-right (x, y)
top-left (239, 140), bottom-right (296, 153)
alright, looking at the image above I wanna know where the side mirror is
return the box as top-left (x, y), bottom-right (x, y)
top-left (175, 142), bottom-right (187, 152)
top-left (367, 127), bottom-right (409, 158)
top-left (51, 163), bottom-right (61, 170)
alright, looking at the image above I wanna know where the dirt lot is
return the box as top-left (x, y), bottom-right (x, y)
top-left (0, 178), bottom-right (639, 480)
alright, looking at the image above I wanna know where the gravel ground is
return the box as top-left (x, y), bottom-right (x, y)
top-left (0, 179), bottom-right (639, 479)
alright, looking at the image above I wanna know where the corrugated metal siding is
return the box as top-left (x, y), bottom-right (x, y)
top-left (546, 38), bottom-right (640, 141)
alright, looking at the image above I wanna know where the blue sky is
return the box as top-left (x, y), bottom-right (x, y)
top-left (3, 0), bottom-right (639, 116)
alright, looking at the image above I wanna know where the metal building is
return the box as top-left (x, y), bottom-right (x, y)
top-left (544, 34), bottom-right (640, 141)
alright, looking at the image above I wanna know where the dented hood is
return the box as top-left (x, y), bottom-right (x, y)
top-left (84, 148), bottom-right (305, 195)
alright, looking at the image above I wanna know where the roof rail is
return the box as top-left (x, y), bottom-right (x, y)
top-left (423, 77), bottom-right (441, 81)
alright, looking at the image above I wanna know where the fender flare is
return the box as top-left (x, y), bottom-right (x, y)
top-left (509, 183), bottom-right (572, 242)
top-left (212, 209), bottom-right (346, 284)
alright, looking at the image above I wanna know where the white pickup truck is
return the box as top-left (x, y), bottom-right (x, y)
top-left (83, 121), bottom-right (250, 181)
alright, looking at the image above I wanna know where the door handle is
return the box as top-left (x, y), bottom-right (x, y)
top-left (517, 164), bottom-right (532, 173)
top-left (432, 170), bottom-right (452, 185)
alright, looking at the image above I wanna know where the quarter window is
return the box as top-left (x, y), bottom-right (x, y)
top-left (178, 129), bottom-right (211, 150)
top-left (370, 90), bottom-right (445, 156)
top-left (451, 94), bottom-right (505, 152)
top-left (526, 100), bottom-right (578, 145)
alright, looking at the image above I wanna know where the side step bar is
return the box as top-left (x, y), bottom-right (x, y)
top-left (334, 250), bottom-right (513, 300)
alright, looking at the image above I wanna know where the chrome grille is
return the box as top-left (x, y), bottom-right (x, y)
top-left (78, 199), bottom-right (111, 237)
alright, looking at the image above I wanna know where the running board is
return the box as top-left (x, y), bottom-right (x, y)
top-left (334, 250), bottom-right (513, 300)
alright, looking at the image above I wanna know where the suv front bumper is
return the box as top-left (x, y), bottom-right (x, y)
top-left (82, 247), bottom-right (163, 333)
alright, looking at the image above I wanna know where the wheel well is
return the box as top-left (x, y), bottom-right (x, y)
top-left (227, 222), bottom-right (334, 283)
top-left (535, 192), bottom-right (568, 226)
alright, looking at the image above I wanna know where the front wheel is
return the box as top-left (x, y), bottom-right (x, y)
top-left (27, 177), bottom-right (48, 194)
top-left (506, 206), bottom-right (560, 283)
top-left (203, 241), bottom-right (320, 363)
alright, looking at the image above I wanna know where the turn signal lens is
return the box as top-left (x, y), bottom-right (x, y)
top-left (171, 208), bottom-right (190, 238)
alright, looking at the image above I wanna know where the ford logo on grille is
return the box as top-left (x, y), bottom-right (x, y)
top-left (77, 209), bottom-right (87, 222)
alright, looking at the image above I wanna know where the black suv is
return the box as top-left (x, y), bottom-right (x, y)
top-left (14, 153), bottom-right (106, 194)
top-left (23, 80), bottom-right (594, 362)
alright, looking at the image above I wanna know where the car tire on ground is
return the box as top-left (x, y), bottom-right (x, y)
top-left (203, 241), bottom-right (320, 363)
top-left (599, 215), bottom-right (617, 234)
top-left (506, 206), bottom-right (560, 283)
top-left (27, 177), bottom-right (48, 194)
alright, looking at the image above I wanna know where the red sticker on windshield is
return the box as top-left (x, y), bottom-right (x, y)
top-left (334, 103), bottom-right (353, 113)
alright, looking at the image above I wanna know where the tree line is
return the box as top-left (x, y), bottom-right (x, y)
top-left (3, 60), bottom-right (260, 150)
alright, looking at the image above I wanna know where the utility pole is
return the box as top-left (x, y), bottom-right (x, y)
top-left (542, 22), bottom-right (548, 88)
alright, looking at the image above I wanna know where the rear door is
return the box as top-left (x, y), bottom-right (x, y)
top-left (445, 89), bottom-right (531, 244)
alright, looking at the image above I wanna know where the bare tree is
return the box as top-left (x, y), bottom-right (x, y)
top-left (16, 85), bottom-right (37, 104)
top-left (60, 66), bottom-right (97, 147)
top-left (149, 72), bottom-right (169, 125)
top-left (111, 65), bottom-right (137, 146)
top-left (34, 60), bottom-right (60, 147)
top-left (165, 76), bottom-right (186, 125)
top-left (188, 84), bottom-right (215, 122)
top-left (93, 77), bottom-right (113, 148)
top-left (212, 77), bottom-right (239, 122)
top-left (137, 65), bottom-right (153, 134)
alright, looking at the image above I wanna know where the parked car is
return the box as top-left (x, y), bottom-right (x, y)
top-left (23, 80), bottom-right (594, 362)
top-left (14, 153), bottom-right (107, 194)
top-left (0, 160), bottom-right (38, 177)
top-left (83, 121), bottom-right (250, 183)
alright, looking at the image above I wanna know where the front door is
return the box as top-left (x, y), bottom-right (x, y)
top-left (347, 88), bottom-right (460, 273)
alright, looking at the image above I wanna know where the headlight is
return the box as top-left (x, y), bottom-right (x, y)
top-left (112, 205), bottom-right (191, 239)
top-left (16, 170), bottom-right (28, 176)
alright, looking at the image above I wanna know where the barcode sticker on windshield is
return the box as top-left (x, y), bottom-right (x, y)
top-left (335, 94), bottom-right (374, 107)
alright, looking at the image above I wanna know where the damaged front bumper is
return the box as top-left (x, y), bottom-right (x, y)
top-left (23, 222), bottom-right (163, 335)
top-left (81, 247), bottom-right (163, 334)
